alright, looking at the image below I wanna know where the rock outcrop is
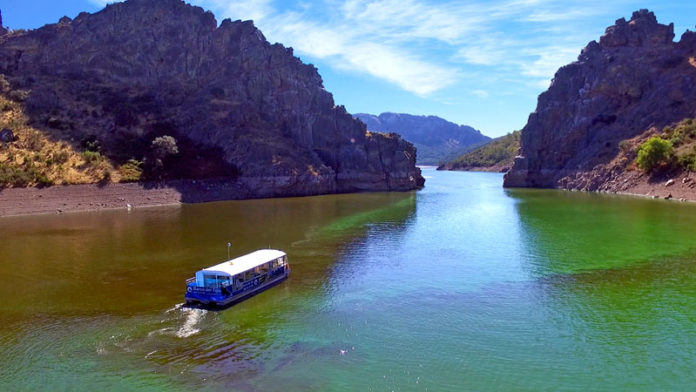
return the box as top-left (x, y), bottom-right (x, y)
top-left (0, 11), bottom-right (5, 35)
top-left (504, 10), bottom-right (696, 189)
top-left (355, 112), bottom-right (489, 165)
top-left (0, 0), bottom-right (423, 196)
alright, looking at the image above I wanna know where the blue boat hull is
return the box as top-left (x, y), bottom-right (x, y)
top-left (185, 269), bottom-right (288, 307)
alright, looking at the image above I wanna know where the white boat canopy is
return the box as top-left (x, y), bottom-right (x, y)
top-left (200, 249), bottom-right (286, 277)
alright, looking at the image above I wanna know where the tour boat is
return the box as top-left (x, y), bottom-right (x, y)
top-left (185, 249), bottom-right (290, 307)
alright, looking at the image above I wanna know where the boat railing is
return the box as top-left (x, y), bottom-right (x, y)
top-left (186, 265), bottom-right (288, 296)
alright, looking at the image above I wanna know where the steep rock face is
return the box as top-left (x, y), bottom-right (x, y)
top-left (0, 10), bottom-right (6, 35)
top-left (355, 112), bottom-right (489, 165)
top-left (0, 0), bottom-right (423, 195)
top-left (504, 10), bottom-right (696, 189)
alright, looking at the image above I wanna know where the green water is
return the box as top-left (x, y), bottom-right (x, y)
top-left (2, 169), bottom-right (696, 391)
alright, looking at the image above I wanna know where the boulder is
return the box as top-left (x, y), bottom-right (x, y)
top-left (0, 128), bottom-right (14, 143)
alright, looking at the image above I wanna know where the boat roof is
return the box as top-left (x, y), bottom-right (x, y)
top-left (201, 249), bottom-right (286, 277)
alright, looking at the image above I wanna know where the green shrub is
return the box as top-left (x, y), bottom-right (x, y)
top-left (82, 150), bottom-right (102, 163)
top-left (119, 159), bottom-right (143, 182)
top-left (35, 172), bottom-right (53, 186)
top-left (0, 163), bottom-right (52, 187)
top-left (678, 153), bottom-right (696, 172)
top-left (670, 135), bottom-right (683, 147)
top-left (0, 164), bottom-right (33, 187)
top-left (636, 136), bottom-right (674, 172)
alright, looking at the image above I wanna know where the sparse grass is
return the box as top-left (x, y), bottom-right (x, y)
top-left (0, 93), bottom-right (118, 187)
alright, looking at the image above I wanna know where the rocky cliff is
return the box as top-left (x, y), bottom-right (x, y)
top-left (0, 0), bottom-right (423, 195)
top-left (355, 112), bottom-right (489, 165)
top-left (504, 10), bottom-right (696, 189)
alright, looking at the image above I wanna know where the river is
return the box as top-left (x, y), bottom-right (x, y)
top-left (1, 168), bottom-right (695, 390)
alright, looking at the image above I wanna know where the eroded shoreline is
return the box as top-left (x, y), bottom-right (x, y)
top-left (0, 178), bottom-right (253, 217)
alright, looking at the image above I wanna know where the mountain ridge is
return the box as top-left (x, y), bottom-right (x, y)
top-left (354, 112), bottom-right (490, 165)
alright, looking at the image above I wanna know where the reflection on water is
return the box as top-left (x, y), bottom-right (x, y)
top-left (509, 188), bottom-right (696, 275)
top-left (2, 170), bottom-right (696, 390)
top-left (0, 190), bottom-right (417, 391)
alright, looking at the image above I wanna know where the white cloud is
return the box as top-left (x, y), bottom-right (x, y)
top-left (198, 0), bottom-right (272, 23)
top-left (88, 0), bottom-right (117, 6)
top-left (519, 46), bottom-right (580, 79)
top-left (270, 15), bottom-right (458, 95)
top-left (189, 0), bottom-right (626, 97)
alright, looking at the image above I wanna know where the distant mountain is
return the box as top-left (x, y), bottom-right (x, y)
top-left (438, 131), bottom-right (520, 172)
top-left (354, 113), bottom-right (490, 165)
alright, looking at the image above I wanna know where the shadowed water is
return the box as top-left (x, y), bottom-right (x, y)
top-left (1, 169), bottom-right (696, 390)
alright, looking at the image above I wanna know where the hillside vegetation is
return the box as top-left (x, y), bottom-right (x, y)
top-left (438, 131), bottom-right (520, 172)
top-left (0, 84), bottom-right (116, 187)
top-left (627, 118), bottom-right (696, 173)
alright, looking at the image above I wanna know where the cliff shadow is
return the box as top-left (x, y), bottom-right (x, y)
top-left (0, 77), bottom-right (241, 200)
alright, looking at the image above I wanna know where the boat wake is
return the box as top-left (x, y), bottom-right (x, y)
top-left (175, 307), bottom-right (207, 338)
top-left (146, 303), bottom-right (208, 339)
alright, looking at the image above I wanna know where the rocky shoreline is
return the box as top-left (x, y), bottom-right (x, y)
top-left (438, 164), bottom-right (511, 173)
top-left (0, 175), bottom-right (419, 217)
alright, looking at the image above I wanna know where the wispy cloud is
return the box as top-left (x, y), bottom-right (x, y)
top-left (472, 90), bottom-right (489, 98)
top-left (200, 0), bottom-right (273, 23)
top-left (87, 0), bottom-right (115, 6)
top-left (266, 11), bottom-right (458, 95)
top-left (190, 0), bottom-right (630, 96)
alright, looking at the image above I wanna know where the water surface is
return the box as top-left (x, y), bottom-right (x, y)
top-left (1, 169), bottom-right (696, 390)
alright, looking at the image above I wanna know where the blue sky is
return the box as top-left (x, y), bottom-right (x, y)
top-left (3, 1), bottom-right (696, 137)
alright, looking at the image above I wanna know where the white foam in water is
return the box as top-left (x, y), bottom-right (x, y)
top-left (165, 303), bottom-right (184, 313)
top-left (148, 327), bottom-right (174, 337)
top-left (175, 307), bottom-right (207, 338)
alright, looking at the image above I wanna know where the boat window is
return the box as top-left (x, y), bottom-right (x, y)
top-left (204, 274), bottom-right (230, 288)
top-left (204, 274), bottom-right (218, 288)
